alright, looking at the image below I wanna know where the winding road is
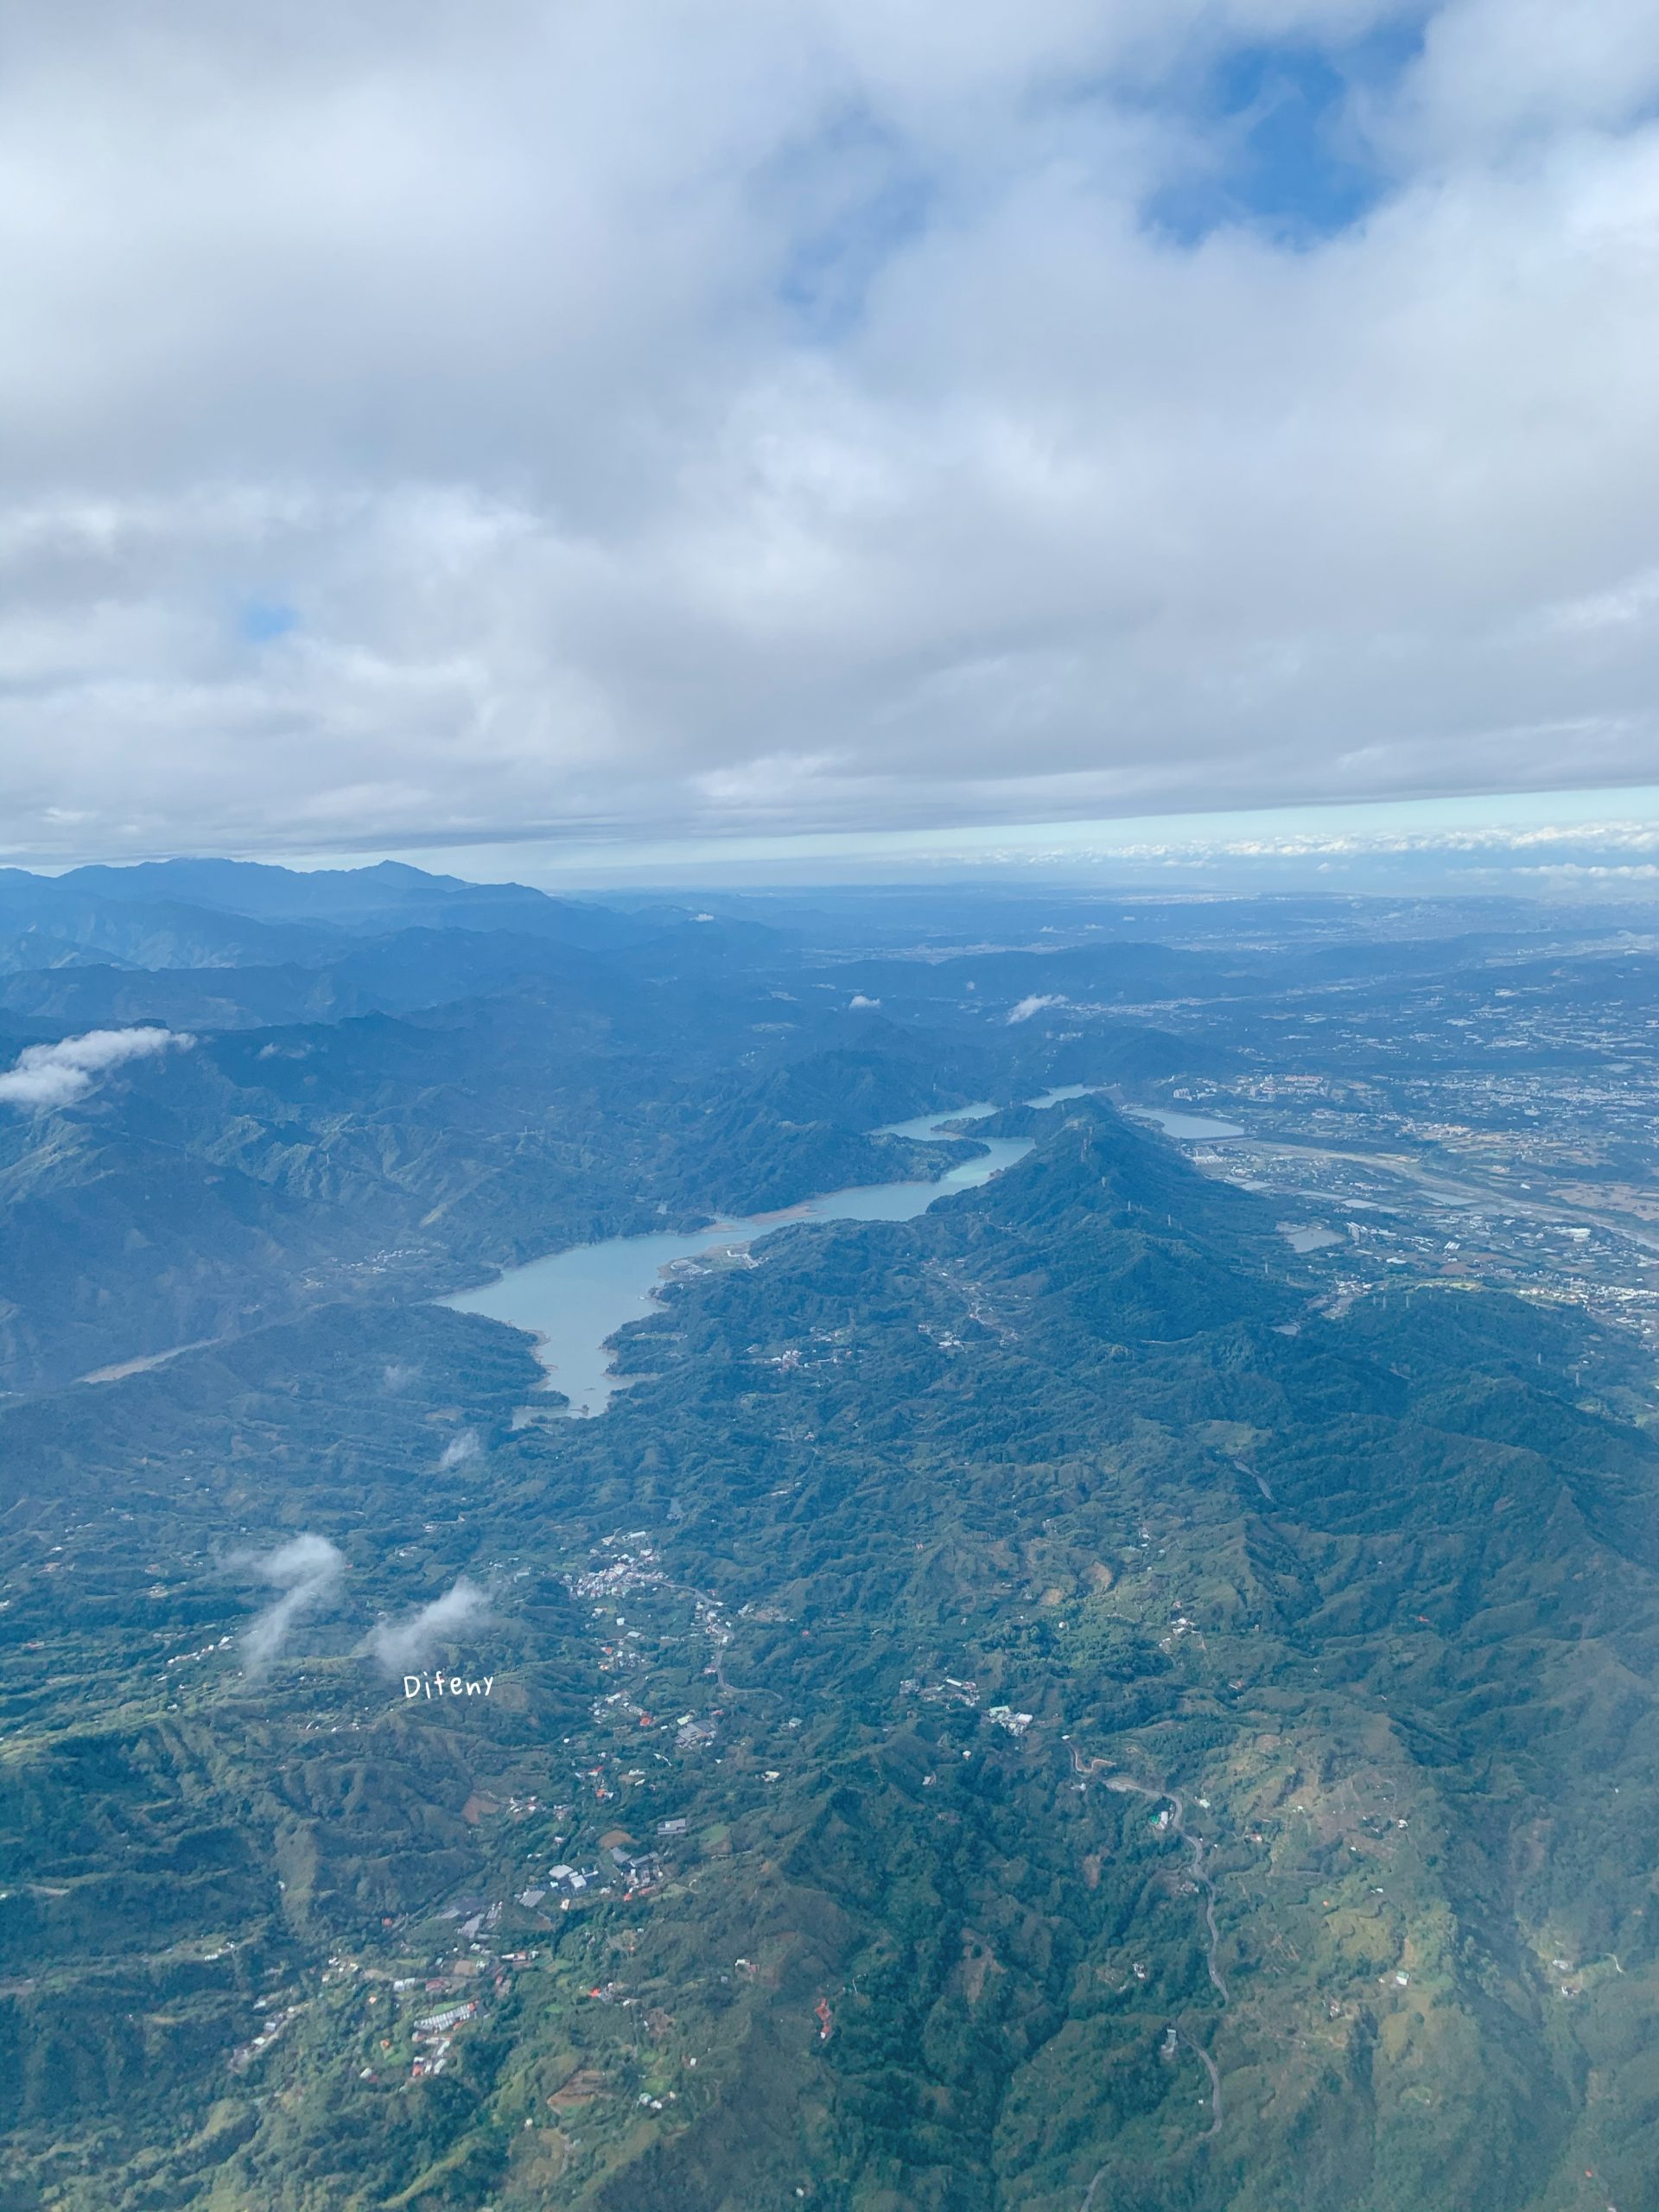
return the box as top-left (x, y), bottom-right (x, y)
top-left (1076, 1764), bottom-right (1230, 2206)
top-left (1101, 1777), bottom-right (1228, 2006)
top-left (665, 1579), bottom-right (783, 1702)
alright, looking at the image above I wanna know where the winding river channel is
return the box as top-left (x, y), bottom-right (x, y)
top-left (439, 1092), bottom-right (1090, 1414)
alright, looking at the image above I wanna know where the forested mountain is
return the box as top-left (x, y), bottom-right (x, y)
top-left (3, 867), bottom-right (1659, 2211)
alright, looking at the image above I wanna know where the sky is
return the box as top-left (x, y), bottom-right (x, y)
top-left (390, 785), bottom-right (1659, 892)
top-left (5, 0), bottom-right (1659, 871)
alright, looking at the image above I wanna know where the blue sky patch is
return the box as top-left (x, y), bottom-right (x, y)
top-left (770, 105), bottom-right (933, 341)
top-left (1147, 18), bottom-right (1425, 248)
top-left (238, 597), bottom-right (300, 644)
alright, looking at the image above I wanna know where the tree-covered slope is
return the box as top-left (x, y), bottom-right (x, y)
top-left (3, 1105), bottom-right (1658, 2209)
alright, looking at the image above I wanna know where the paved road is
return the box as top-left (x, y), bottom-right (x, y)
top-left (1076, 1766), bottom-right (1230, 2207)
top-left (1101, 1776), bottom-right (1228, 2004)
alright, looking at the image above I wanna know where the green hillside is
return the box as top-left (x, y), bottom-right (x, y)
top-left (5, 1099), bottom-right (1657, 2210)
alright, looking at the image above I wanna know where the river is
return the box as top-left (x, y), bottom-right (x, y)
top-left (438, 1097), bottom-right (1064, 1415)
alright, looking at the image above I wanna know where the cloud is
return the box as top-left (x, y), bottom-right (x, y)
top-left (361, 1578), bottom-right (490, 1674)
top-left (848, 993), bottom-right (880, 1008)
top-left (234, 1533), bottom-right (346, 1678)
top-left (4, 3), bottom-right (1659, 861)
top-left (1007, 995), bottom-right (1065, 1023)
top-left (0, 1026), bottom-right (194, 1109)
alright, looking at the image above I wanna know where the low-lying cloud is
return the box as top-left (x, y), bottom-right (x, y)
top-left (235, 1532), bottom-right (346, 1678)
top-left (1007, 995), bottom-right (1065, 1024)
top-left (361, 1578), bottom-right (490, 1674)
top-left (0, 1026), bottom-right (194, 1109)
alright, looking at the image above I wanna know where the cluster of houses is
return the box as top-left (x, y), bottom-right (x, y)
top-left (410, 1999), bottom-right (478, 2079)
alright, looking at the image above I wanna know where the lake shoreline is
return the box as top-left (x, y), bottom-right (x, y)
top-left (435, 1090), bottom-right (1105, 1415)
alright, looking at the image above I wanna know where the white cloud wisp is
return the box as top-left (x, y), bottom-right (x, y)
top-left (362, 1579), bottom-right (491, 1675)
top-left (236, 1533), bottom-right (346, 1680)
top-left (0, 1026), bottom-right (194, 1109)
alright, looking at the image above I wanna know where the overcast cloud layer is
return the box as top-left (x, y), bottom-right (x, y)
top-left (5, 0), bottom-right (1659, 861)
